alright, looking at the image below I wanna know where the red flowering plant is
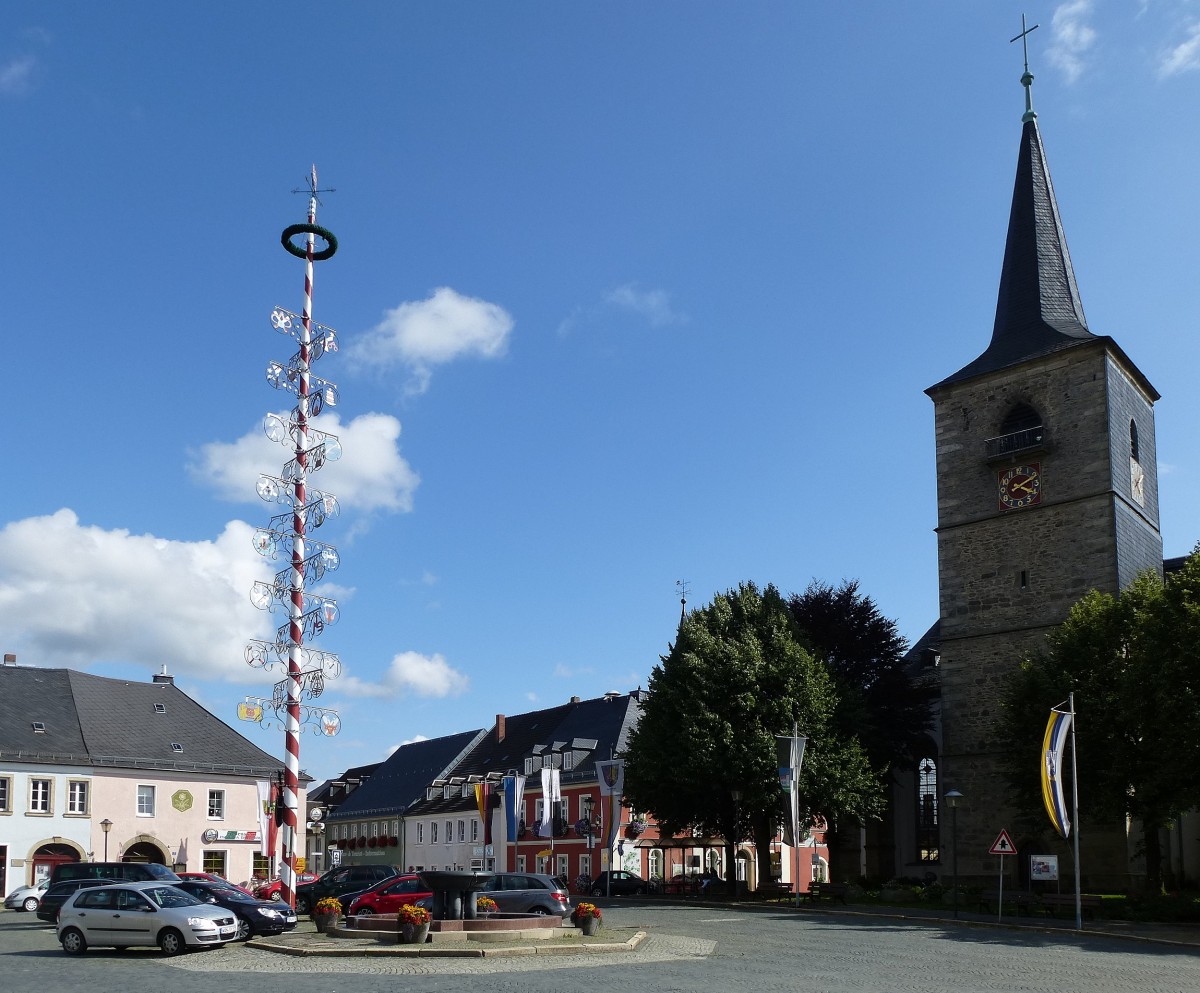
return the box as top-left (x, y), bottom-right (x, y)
top-left (396, 903), bottom-right (432, 926)
top-left (572, 901), bottom-right (602, 922)
top-left (475, 895), bottom-right (498, 914)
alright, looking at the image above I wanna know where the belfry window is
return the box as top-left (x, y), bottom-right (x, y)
top-left (1130, 420), bottom-right (1140, 462)
top-left (986, 403), bottom-right (1044, 459)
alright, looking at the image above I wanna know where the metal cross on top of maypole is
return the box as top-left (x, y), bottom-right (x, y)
top-left (237, 166), bottom-right (343, 910)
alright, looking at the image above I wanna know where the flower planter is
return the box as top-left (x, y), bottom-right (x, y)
top-left (399, 921), bottom-right (430, 944)
top-left (314, 912), bottom-right (337, 934)
top-left (578, 915), bottom-right (600, 936)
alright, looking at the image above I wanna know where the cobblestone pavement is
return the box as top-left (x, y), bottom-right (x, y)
top-left (4, 898), bottom-right (1199, 993)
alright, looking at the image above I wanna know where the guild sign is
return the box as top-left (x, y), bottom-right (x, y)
top-left (172, 790), bottom-right (194, 812)
top-left (202, 829), bottom-right (219, 844)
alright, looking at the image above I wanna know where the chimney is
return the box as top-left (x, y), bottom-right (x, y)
top-left (496, 714), bottom-right (506, 742)
top-left (152, 664), bottom-right (174, 685)
top-left (570, 695), bottom-right (581, 704)
top-left (3, 653), bottom-right (15, 666)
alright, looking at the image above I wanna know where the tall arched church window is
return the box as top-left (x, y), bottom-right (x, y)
top-left (917, 756), bottom-right (939, 863)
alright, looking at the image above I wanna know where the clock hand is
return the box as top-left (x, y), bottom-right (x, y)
top-left (1013, 479), bottom-right (1035, 494)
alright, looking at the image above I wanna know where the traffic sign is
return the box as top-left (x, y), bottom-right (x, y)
top-left (989, 830), bottom-right (1017, 856)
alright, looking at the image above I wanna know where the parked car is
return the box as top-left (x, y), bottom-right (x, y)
top-left (178, 872), bottom-right (257, 898)
top-left (4, 879), bottom-right (49, 912)
top-left (254, 872), bottom-right (318, 901)
top-left (589, 870), bottom-right (647, 896)
top-left (170, 879), bottom-right (297, 940)
top-left (344, 874), bottom-right (432, 917)
top-left (36, 879), bottom-right (118, 923)
top-left (57, 881), bottom-right (238, 955)
top-left (296, 864), bottom-right (400, 914)
top-left (50, 861), bottom-right (180, 886)
top-left (479, 872), bottom-right (571, 916)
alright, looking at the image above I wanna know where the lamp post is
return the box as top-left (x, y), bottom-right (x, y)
top-left (944, 790), bottom-right (963, 919)
top-left (730, 789), bottom-right (742, 900)
top-left (581, 794), bottom-right (595, 892)
top-left (100, 818), bottom-right (113, 861)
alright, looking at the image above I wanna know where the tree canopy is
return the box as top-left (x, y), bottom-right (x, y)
top-left (622, 581), bottom-right (881, 887)
top-left (999, 551), bottom-right (1200, 890)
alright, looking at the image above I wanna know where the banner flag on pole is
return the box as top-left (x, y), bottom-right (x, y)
top-left (502, 774), bottom-right (525, 849)
top-left (595, 759), bottom-right (624, 796)
top-left (474, 782), bottom-right (493, 846)
top-left (537, 768), bottom-right (560, 837)
top-left (1041, 708), bottom-right (1073, 839)
top-left (776, 733), bottom-right (807, 847)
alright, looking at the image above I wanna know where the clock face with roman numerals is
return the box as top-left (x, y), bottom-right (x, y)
top-left (998, 463), bottom-right (1042, 510)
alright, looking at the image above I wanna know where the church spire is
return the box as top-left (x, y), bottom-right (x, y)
top-left (928, 24), bottom-right (1094, 392)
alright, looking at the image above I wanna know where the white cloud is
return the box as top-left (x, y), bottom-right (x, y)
top-left (1160, 21), bottom-right (1200, 77)
top-left (1047, 1), bottom-right (1097, 84)
top-left (388, 734), bottom-right (430, 756)
top-left (0, 55), bottom-right (35, 95)
top-left (190, 411), bottom-right (419, 516)
top-left (605, 283), bottom-right (686, 327)
top-left (337, 651), bottom-right (469, 699)
top-left (0, 509), bottom-right (275, 681)
top-left (349, 287), bottom-right (513, 395)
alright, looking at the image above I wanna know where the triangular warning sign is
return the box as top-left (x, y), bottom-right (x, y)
top-left (989, 829), bottom-right (1017, 856)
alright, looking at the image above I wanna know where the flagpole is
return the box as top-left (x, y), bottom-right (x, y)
top-left (1069, 691), bottom-right (1082, 930)
top-left (793, 721), bottom-right (802, 908)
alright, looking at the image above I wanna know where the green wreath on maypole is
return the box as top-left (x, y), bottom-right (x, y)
top-left (281, 223), bottom-right (338, 261)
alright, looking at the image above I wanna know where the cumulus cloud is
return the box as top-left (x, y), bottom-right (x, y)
top-left (0, 509), bottom-right (276, 680)
top-left (190, 411), bottom-right (419, 515)
top-left (338, 651), bottom-right (469, 699)
top-left (605, 283), bottom-right (687, 327)
top-left (1160, 21), bottom-right (1200, 77)
top-left (349, 287), bottom-right (513, 395)
top-left (0, 55), bottom-right (36, 95)
top-left (1046, 1), bottom-right (1097, 84)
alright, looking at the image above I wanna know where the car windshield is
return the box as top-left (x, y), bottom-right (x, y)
top-left (145, 886), bottom-right (204, 908)
top-left (212, 888), bottom-right (257, 903)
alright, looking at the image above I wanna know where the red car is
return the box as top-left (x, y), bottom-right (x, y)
top-left (254, 873), bottom-right (318, 901)
top-left (178, 872), bottom-right (257, 898)
top-left (345, 874), bottom-right (432, 916)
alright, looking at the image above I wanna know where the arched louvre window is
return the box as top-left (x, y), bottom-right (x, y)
top-left (1130, 420), bottom-right (1140, 462)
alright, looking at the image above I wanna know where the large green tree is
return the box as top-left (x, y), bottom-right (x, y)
top-left (622, 581), bottom-right (881, 889)
top-left (999, 552), bottom-right (1200, 891)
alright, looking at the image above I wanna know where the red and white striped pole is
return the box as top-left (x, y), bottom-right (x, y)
top-left (280, 167), bottom-right (319, 910)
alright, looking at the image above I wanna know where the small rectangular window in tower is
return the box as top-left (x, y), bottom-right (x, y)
top-left (1020, 570), bottom-right (1029, 591)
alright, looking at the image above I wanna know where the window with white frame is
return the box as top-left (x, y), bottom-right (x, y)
top-left (208, 789), bottom-right (225, 819)
top-left (0, 775), bottom-right (9, 813)
top-left (524, 757), bottom-right (535, 775)
top-left (67, 779), bottom-right (89, 815)
top-left (203, 850), bottom-right (228, 875)
top-left (431, 822), bottom-right (438, 844)
top-left (29, 778), bottom-right (51, 814)
top-left (417, 822), bottom-right (424, 845)
top-left (556, 853), bottom-right (568, 879)
top-left (580, 853), bottom-right (592, 880)
top-left (471, 819), bottom-right (479, 842)
top-left (445, 820), bottom-right (452, 844)
top-left (648, 849), bottom-right (662, 879)
top-left (137, 784), bottom-right (156, 816)
top-left (457, 819), bottom-right (465, 842)
top-left (516, 855), bottom-right (526, 872)
top-left (563, 752), bottom-right (574, 771)
top-left (391, 819), bottom-right (398, 837)
top-left (371, 821), bottom-right (378, 838)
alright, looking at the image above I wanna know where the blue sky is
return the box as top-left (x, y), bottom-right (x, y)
top-left (4, 3), bottom-right (1200, 782)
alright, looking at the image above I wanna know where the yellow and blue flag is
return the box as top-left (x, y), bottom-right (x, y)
top-left (1041, 709), bottom-right (1072, 839)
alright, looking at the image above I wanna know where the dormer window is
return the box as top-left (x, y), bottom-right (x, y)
top-left (986, 403), bottom-right (1045, 460)
top-left (443, 784), bottom-right (452, 799)
top-left (154, 703), bottom-right (166, 714)
top-left (171, 742), bottom-right (184, 753)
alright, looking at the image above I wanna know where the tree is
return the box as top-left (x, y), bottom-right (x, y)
top-left (622, 581), bottom-right (881, 889)
top-left (999, 552), bottom-right (1200, 891)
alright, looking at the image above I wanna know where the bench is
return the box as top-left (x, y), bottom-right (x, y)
top-left (1039, 893), bottom-right (1103, 920)
top-left (803, 882), bottom-right (848, 905)
top-left (765, 880), bottom-right (794, 901)
top-left (978, 889), bottom-right (1037, 915)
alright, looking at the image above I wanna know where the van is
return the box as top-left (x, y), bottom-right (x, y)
top-left (50, 862), bottom-right (180, 886)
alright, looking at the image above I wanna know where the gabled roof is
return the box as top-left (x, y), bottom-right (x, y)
top-left (0, 664), bottom-right (284, 778)
top-left (329, 730), bottom-right (484, 821)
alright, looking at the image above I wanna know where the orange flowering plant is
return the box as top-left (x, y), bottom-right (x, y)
top-left (397, 903), bottom-right (432, 925)
top-left (476, 895), bottom-right (498, 914)
top-left (572, 901), bottom-right (602, 921)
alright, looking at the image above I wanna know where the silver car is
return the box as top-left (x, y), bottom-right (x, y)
top-left (57, 881), bottom-right (238, 955)
top-left (478, 872), bottom-right (571, 916)
top-left (5, 879), bottom-right (49, 912)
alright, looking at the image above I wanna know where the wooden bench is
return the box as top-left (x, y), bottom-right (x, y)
top-left (1038, 893), bottom-right (1103, 920)
top-left (978, 889), bottom-right (1037, 915)
top-left (764, 880), bottom-right (793, 901)
top-left (803, 882), bottom-right (848, 905)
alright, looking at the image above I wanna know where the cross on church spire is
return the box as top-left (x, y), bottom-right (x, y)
top-left (1010, 15), bottom-right (1040, 123)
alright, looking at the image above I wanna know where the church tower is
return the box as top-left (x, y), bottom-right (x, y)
top-left (926, 60), bottom-right (1162, 887)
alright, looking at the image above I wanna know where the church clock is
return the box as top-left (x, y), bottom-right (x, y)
top-left (997, 463), bottom-right (1041, 510)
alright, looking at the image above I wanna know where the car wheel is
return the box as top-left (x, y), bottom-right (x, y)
top-left (23, 896), bottom-right (39, 912)
top-left (158, 927), bottom-right (187, 956)
top-left (235, 917), bottom-right (252, 941)
top-left (591, 887), bottom-right (604, 897)
top-left (530, 907), bottom-right (549, 916)
top-left (296, 897), bottom-right (310, 914)
top-left (60, 927), bottom-right (87, 955)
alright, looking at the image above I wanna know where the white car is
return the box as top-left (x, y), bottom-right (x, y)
top-left (5, 880), bottom-right (49, 912)
top-left (57, 881), bottom-right (238, 955)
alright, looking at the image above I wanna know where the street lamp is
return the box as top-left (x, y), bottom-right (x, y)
top-left (100, 818), bottom-right (113, 861)
top-left (730, 789), bottom-right (742, 900)
top-left (944, 790), bottom-right (963, 919)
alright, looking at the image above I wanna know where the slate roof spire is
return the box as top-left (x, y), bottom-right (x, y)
top-left (929, 44), bottom-right (1096, 391)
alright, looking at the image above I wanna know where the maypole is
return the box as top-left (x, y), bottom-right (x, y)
top-left (237, 166), bottom-right (343, 910)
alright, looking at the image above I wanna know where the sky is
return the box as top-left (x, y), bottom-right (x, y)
top-left (3, 2), bottom-right (1200, 783)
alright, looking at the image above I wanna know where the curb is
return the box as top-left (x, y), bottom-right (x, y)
top-left (248, 930), bottom-right (647, 958)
